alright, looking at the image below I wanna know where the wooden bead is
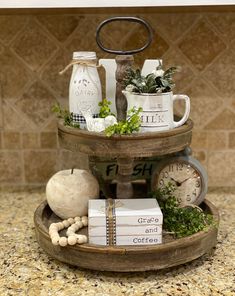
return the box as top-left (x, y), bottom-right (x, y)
top-left (67, 224), bottom-right (74, 230)
top-left (82, 236), bottom-right (88, 244)
top-left (68, 236), bottom-right (77, 245)
top-left (51, 236), bottom-right (60, 243)
top-left (52, 237), bottom-right (59, 245)
top-left (77, 235), bottom-right (87, 244)
top-left (68, 218), bottom-right (74, 225)
top-left (57, 222), bottom-right (64, 231)
top-left (76, 221), bottom-right (83, 229)
top-left (69, 224), bottom-right (77, 232)
top-left (59, 237), bottom-right (68, 247)
top-left (49, 224), bottom-right (58, 231)
top-left (74, 217), bottom-right (81, 222)
top-left (62, 220), bottom-right (70, 228)
top-left (82, 221), bottom-right (88, 227)
top-left (49, 229), bottom-right (58, 236)
top-left (74, 225), bottom-right (80, 231)
top-left (50, 223), bottom-right (57, 228)
top-left (81, 216), bottom-right (88, 221)
top-left (81, 216), bottom-right (88, 227)
top-left (51, 233), bottom-right (59, 238)
top-left (76, 235), bottom-right (83, 244)
top-left (66, 229), bottom-right (73, 236)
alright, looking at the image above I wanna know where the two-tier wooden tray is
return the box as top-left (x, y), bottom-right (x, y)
top-left (34, 20), bottom-right (219, 271)
top-left (34, 199), bottom-right (219, 272)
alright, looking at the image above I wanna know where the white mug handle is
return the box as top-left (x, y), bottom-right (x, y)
top-left (173, 94), bottom-right (190, 128)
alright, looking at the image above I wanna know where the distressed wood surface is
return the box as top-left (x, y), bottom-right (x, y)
top-left (58, 119), bottom-right (193, 158)
top-left (116, 157), bottom-right (134, 199)
top-left (115, 55), bottom-right (134, 121)
top-left (34, 198), bottom-right (219, 272)
top-left (0, 74), bottom-right (3, 128)
top-left (58, 119), bottom-right (193, 198)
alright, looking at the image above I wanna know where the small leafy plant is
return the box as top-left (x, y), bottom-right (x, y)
top-left (105, 107), bottom-right (142, 137)
top-left (98, 99), bottom-right (115, 118)
top-left (151, 183), bottom-right (215, 238)
top-left (124, 63), bottom-right (179, 94)
top-left (52, 102), bottom-right (80, 128)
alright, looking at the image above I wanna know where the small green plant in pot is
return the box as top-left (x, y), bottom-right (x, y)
top-left (124, 64), bottom-right (178, 94)
top-left (122, 63), bottom-right (190, 133)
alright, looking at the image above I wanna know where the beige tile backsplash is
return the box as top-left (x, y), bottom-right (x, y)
top-left (0, 10), bottom-right (234, 188)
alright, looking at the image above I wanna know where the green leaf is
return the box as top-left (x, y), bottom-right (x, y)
top-left (98, 99), bottom-right (115, 118)
top-left (104, 107), bottom-right (142, 137)
top-left (150, 183), bottom-right (215, 238)
top-left (51, 102), bottom-right (80, 129)
top-left (124, 65), bottom-right (179, 93)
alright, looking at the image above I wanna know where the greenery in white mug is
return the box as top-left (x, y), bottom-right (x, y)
top-left (124, 63), bottom-right (179, 94)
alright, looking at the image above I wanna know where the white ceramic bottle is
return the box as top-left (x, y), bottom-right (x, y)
top-left (69, 51), bottom-right (102, 129)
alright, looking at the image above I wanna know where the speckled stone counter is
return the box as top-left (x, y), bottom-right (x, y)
top-left (0, 191), bottom-right (234, 296)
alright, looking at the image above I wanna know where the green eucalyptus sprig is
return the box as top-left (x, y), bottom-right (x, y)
top-left (124, 63), bottom-right (179, 94)
top-left (151, 183), bottom-right (215, 238)
top-left (98, 99), bottom-right (115, 118)
top-left (105, 107), bottom-right (142, 137)
top-left (51, 102), bottom-right (80, 128)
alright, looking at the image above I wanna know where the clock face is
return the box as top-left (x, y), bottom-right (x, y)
top-left (154, 160), bottom-right (202, 205)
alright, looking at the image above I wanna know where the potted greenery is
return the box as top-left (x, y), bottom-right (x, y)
top-left (122, 64), bottom-right (190, 132)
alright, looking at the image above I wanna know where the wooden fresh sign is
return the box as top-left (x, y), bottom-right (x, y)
top-left (95, 159), bottom-right (160, 180)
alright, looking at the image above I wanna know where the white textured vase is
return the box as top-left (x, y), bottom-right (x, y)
top-left (69, 51), bottom-right (102, 129)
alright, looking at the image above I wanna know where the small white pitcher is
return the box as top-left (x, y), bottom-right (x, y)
top-left (122, 91), bottom-right (190, 132)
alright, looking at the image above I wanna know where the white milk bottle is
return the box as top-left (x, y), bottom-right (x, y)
top-left (69, 51), bottom-right (102, 129)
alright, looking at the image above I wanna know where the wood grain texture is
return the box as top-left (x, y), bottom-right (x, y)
top-left (1, 7), bottom-right (235, 15)
top-left (58, 118), bottom-right (193, 198)
top-left (115, 55), bottom-right (134, 121)
top-left (116, 157), bottom-right (134, 198)
top-left (0, 1), bottom-right (234, 9)
top-left (58, 119), bottom-right (193, 158)
top-left (0, 74), bottom-right (3, 128)
top-left (34, 199), bottom-right (219, 272)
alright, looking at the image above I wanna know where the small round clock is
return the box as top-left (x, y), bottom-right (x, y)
top-left (151, 155), bottom-right (208, 206)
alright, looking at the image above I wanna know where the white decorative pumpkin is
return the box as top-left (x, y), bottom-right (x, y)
top-left (46, 169), bottom-right (99, 219)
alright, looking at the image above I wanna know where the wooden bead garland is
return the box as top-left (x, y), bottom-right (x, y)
top-left (49, 216), bottom-right (88, 247)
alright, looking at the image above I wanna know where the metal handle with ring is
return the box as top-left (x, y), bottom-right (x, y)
top-left (96, 17), bottom-right (153, 55)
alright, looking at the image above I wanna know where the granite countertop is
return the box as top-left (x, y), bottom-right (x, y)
top-left (0, 190), bottom-right (234, 296)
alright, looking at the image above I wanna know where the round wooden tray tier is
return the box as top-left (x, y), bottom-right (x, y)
top-left (58, 119), bottom-right (193, 158)
top-left (34, 199), bottom-right (219, 272)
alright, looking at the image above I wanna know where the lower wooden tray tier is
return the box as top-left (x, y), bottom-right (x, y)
top-left (34, 199), bottom-right (219, 272)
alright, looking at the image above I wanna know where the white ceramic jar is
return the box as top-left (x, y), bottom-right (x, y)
top-left (123, 91), bottom-right (190, 132)
top-left (69, 51), bottom-right (102, 129)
